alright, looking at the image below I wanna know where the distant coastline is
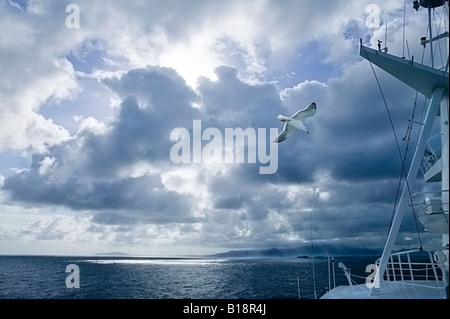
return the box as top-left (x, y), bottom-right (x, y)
top-left (95, 252), bottom-right (129, 256)
top-left (210, 245), bottom-right (381, 258)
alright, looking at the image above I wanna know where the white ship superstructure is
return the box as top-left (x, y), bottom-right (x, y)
top-left (321, 0), bottom-right (449, 299)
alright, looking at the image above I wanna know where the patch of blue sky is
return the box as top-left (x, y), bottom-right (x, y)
top-left (66, 40), bottom-right (107, 74)
top-left (6, 0), bottom-right (27, 11)
top-left (344, 19), bottom-right (368, 40)
top-left (211, 36), bottom-right (272, 84)
top-left (39, 78), bottom-right (115, 135)
top-left (0, 152), bottom-right (31, 178)
top-left (269, 41), bottom-right (341, 89)
top-left (273, 17), bottom-right (374, 90)
top-left (343, 19), bottom-right (373, 50)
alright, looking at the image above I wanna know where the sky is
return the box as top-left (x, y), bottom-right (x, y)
top-left (0, 0), bottom-right (447, 256)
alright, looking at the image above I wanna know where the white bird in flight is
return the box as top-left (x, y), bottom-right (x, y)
top-left (274, 102), bottom-right (317, 143)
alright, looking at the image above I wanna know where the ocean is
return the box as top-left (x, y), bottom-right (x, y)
top-left (0, 255), bottom-right (378, 299)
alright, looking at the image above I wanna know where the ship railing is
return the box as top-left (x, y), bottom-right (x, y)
top-left (419, 133), bottom-right (443, 176)
top-left (410, 190), bottom-right (450, 216)
top-left (375, 249), bottom-right (447, 287)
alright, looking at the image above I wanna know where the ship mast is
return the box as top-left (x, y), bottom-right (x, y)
top-left (360, 0), bottom-right (449, 294)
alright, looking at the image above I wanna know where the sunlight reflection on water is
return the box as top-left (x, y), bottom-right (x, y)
top-left (83, 258), bottom-right (227, 265)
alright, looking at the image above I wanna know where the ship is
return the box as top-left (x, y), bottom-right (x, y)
top-left (321, 0), bottom-right (449, 299)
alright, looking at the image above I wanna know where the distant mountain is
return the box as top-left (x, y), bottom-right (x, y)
top-left (210, 244), bottom-right (381, 258)
top-left (211, 248), bottom-right (292, 258)
top-left (95, 252), bottom-right (129, 256)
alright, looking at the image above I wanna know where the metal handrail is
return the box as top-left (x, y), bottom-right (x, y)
top-left (375, 249), bottom-right (446, 286)
top-left (410, 190), bottom-right (449, 214)
top-left (420, 133), bottom-right (443, 175)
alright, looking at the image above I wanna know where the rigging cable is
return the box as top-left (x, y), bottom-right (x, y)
top-left (365, 57), bottom-right (423, 249)
top-left (405, 91), bottom-right (425, 248)
top-left (404, 41), bottom-right (431, 248)
top-left (375, 28), bottom-right (431, 249)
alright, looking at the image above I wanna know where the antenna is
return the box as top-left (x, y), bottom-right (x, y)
top-left (385, 20), bottom-right (388, 47)
top-left (289, 273), bottom-right (307, 299)
top-left (428, 3), bottom-right (435, 68)
top-left (310, 200), bottom-right (317, 299)
top-left (309, 200), bottom-right (314, 250)
top-left (289, 258), bottom-right (308, 299)
top-left (326, 255), bottom-right (337, 291)
top-left (377, 21), bottom-right (389, 53)
top-left (332, 256), bottom-right (336, 289)
top-left (415, 0), bottom-right (449, 70)
top-left (406, 39), bottom-right (411, 60)
top-left (384, 20), bottom-right (389, 53)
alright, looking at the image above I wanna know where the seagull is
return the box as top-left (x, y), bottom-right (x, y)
top-left (274, 102), bottom-right (317, 143)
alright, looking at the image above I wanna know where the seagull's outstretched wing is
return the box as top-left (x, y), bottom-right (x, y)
top-left (291, 102), bottom-right (317, 121)
top-left (274, 122), bottom-right (296, 143)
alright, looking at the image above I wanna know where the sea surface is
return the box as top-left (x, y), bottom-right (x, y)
top-left (0, 255), bottom-right (378, 299)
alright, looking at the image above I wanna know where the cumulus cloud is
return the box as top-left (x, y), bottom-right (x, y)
top-left (0, 0), bottom-right (440, 255)
top-left (3, 66), bottom-right (205, 226)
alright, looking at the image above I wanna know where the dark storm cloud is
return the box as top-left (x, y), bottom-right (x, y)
top-left (214, 195), bottom-right (245, 210)
top-left (79, 94), bottom-right (184, 177)
top-left (3, 165), bottom-right (194, 221)
top-left (103, 66), bottom-right (200, 112)
top-left (2, 64), bottom-right (290, 227)
top-left (198, 65), bottom-right (317, 184)
top-left (91, 212), bottom-right (137, 225)
top-left (199, 65), bottom-right (283, 128)
top-left (192, 60), bottom-right (422, 250)
top-left (1, 53), bottom-right (427, 249)
top-left (330, 147), bottom-right (403, 181)
top-left (3, 66), bottom-right (202, 224)
top-left (82, 66), bottom-right (203, 176)
top-left (303, 62), bottom-right (422, 184)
